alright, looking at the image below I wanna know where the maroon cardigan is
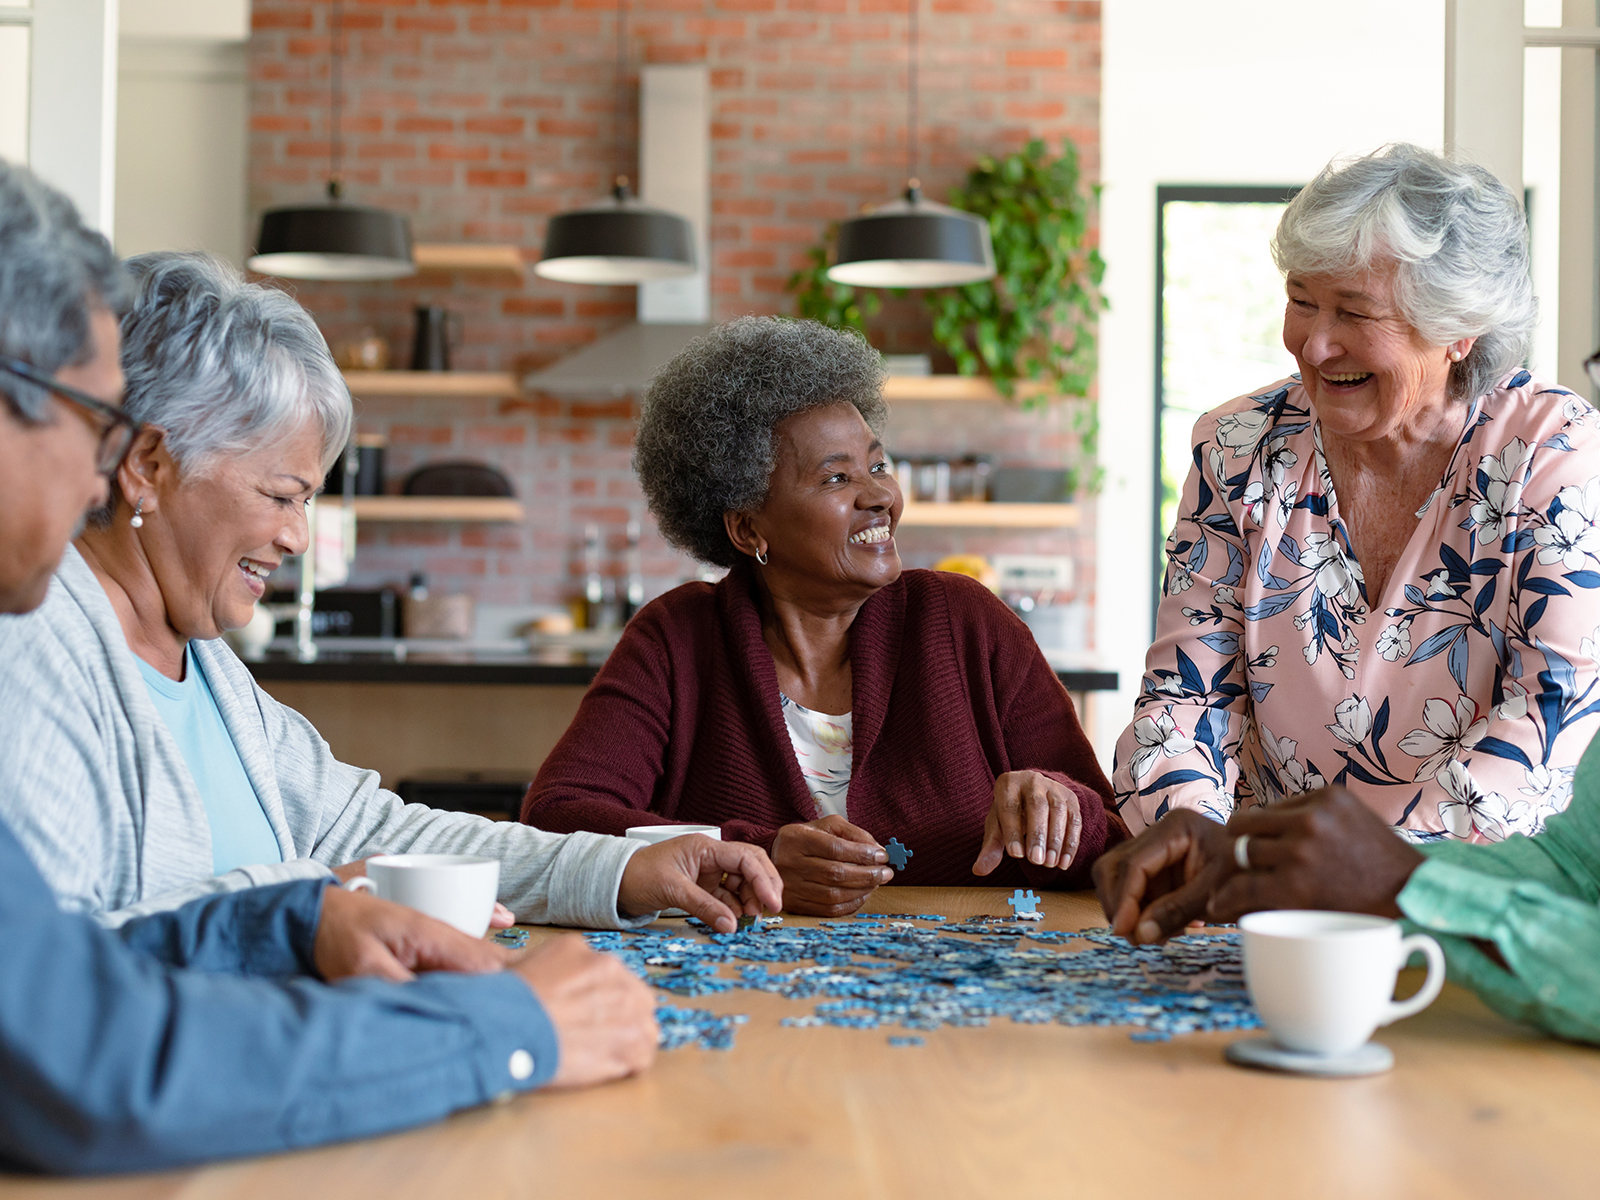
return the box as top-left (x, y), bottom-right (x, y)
top-left (521, 565), bottom-right (1124, 888)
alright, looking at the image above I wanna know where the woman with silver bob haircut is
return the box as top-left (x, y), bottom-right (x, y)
top-left (0, 250), bottom-right (782, 936)
top-left (525, 316), bottom-right (1125, 915)
top-left (85, 251), bottom-right (351, 529)
top-left (1109, 144), bottom-right (1600, 862)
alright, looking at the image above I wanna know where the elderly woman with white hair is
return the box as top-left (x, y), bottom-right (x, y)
top-left (1113, 144), bottom-right (1600, 845)
top-left (0, 250), bottom-right (781, 931)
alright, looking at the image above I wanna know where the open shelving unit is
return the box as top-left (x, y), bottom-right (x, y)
top-left (899, 502), bottom-right (1078, 528)
top-left (882, 376), bottom-right (1057, 404)
top-left (411, 243), bottom-right (525, 279)
top-left (340, 371), bottom-right (521, 399)
top-left (321, 496), bottom-right (525, 523)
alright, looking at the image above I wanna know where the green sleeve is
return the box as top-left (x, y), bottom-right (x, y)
top-left (1398, 859), bottom-right (1600, 1044)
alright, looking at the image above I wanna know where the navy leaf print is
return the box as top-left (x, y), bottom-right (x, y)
top-left (1139, 769), bottom-right (1210, 797)
top-left (1475, 737), bottom-right (1532, 768)
top-left (1564, 570), bottom-right (1600, 589)
top-left (1474, 576), bottom-right (1496, 616)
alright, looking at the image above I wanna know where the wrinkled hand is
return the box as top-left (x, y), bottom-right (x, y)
top-left (312, 882), bottom-right (509, 982)
top-left (1092, 809), bottom-right (1234, 945)
top-left (769, 815), bottom-right (891, 917)
top-left (974, 770), bottom-right (1083, 875)
top-left (511, 936), bottom-right (657, 1089)
top-left (1206, 785), bottom-right (1423, 923)
top-left (617, 834), bottom-right (784, 932)
top-left (331, 859), bottom-right (514, 927)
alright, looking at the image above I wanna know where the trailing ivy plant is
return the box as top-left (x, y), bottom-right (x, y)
top-left (785, 138), bottom-right (1105, 496)
top-left (926, 138), bottom-right (1106, 494)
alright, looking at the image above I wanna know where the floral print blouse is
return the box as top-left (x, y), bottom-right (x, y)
top-left (1112, 372), bottom-right (1600, 844)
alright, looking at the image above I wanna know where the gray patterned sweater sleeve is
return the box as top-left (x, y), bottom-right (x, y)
top-left (0, 547), bottom-right (652, 931)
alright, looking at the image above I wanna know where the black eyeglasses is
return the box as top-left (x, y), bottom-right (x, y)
top-left (1587, 348), bottom-right (1600, 392)
top-left (0, 355), bottom-right (143, 475)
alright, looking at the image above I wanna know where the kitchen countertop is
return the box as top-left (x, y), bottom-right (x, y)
top-left (241, 642), bottom-right (1120, 692)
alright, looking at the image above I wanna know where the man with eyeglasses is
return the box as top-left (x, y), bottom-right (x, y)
top-left (0, 161), bottom-right (677, 1173)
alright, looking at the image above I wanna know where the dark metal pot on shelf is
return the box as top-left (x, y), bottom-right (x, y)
top-left (410, 305), bottom-right (463, 371)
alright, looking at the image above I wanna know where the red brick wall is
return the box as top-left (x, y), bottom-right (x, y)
top-left (248, 0), bottom-right (1100, 621)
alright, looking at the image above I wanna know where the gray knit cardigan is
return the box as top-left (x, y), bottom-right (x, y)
top-left (0, 546), bottom-right (647, 929)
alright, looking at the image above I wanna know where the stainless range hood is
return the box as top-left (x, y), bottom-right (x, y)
top-left (521, 321), bottom-right (712, 397)
top-left (524, 66), bottom-right (710, 399)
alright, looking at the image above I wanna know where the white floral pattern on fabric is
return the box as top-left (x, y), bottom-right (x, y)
top-left (1113, 373), bottom-right (1600, 843)
top-left (779, 692), bottom-right (853, 819)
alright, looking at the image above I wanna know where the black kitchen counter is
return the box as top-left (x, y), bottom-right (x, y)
top-left (244, 648), bottom-right (1118, 692)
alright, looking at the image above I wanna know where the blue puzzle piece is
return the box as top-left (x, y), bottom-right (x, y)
top-left (885, 839), bottom-right (912, 871)
top-left (1007, 888), bottom-right (1042, 918)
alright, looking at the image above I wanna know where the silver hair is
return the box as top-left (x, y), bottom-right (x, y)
top-left (1271, 143), bottom-right (1536, 401)
top-left (634, 316), bottom-right (888, 567)
top-left (118, 251), bottom-right (351, 477)
top-left (0, 159), bottom-right (131, 421)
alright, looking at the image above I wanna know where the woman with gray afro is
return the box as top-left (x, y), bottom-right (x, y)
top-left (524, 316), bottom-right (1123, 913)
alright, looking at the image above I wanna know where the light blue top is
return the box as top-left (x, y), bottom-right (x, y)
top-left (135, 646), bottom-right (282, 874)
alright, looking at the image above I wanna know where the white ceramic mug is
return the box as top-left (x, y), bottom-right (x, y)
top-left (1239, 910), bottom-right (1447, 1056)
top-left (624, 825), bottom-right (721, 916)
top-left (343, 853), bottom-right (500, 938)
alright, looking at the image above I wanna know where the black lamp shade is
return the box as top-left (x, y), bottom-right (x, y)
top-left (247, 205), bottom-right (416, 281)
top-left (535, 198), bottom-right (696, 285)
top-left (828, 193), bottom-right (995, 289)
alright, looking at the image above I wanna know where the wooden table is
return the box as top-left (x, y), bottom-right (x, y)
top-left (7, 888), bottom-right (1600, 1199)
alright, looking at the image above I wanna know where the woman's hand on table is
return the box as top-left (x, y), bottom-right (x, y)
top-left (511, 936), bottom-right (658, 1088)
top-left (313, 882), bottom-right (509, 982)
top-left (769, 816), bottom-right (892, 916)
top-left (617, 834), bottom-right (784, 932)
top-left (973, 771), bottom-right (1083, 876)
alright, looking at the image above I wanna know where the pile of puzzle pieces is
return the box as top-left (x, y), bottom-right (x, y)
top-left (586, 913), bottom-right (1260, 1053)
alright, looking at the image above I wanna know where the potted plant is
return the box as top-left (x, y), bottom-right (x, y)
top-left (787, 138), bottom-right (1106, 495)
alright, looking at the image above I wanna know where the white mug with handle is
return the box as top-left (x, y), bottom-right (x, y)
top-left (344, 853), bottom-right (500, 938)
top-left (1239, 909), bottom-right (1448, 1057)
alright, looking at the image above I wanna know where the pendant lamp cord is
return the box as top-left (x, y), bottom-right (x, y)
top-left (328, 0), bottom-right (344, 200)
top-left (613, 0), bottom-right (629, 198)
top-left (906, 0), bottom-right (918, 196)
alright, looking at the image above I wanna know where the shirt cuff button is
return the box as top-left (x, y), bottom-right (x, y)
top-left (509, 1048), bottom-right (535, 1081)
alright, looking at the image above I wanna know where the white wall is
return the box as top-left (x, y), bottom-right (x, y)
top-left (1092, 0), bottom-right (1447, 765)
top-left (114, 37), bottom-right (249, 263)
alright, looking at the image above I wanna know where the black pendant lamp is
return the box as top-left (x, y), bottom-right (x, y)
top-left (247, 0), bottom-right (415, 282)
top-left (534, 0), bottom-right (695, 285)
top-left (826, 0), bottom-right (994, 289)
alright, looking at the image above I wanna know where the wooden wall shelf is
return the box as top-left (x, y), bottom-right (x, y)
top-left (323, 496), bottom-right (525, 523)
top-left (899, 502), bottom-right (1078, 528)
top-left (411, 243), bottom-right (525, 279)
top-left (341, 371), bottom-right (521, 399)
top-left (883, 376), bottom-right (1056, 404)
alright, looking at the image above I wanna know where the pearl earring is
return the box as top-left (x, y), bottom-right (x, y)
top-left (130, 498), bottom-right (145, 529)
top-left (1449, 350), bottom-right (1463, 362)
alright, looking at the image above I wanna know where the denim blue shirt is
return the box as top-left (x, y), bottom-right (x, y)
top-left (0, 815), bottom-right (559, 1174)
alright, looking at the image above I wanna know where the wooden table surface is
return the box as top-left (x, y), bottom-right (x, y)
top-left (7, 888), bottom-right (1599, 1200)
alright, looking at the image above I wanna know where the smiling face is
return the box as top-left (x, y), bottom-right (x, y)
top-left (735, 402), bottom-right (903, 603)
top-left (1282, 268), bottom-right (1471, 443)
top-left (140, 421), bottom-right (324, 638)
top-left (0, 307), bottom-right (125, 613)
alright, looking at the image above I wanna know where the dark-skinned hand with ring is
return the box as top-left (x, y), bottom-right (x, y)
top-left (1093, 785), bottom-right (1425, 945)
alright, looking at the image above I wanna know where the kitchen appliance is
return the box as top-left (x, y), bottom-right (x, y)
top-left (410, 305), bottom-right (463, 372)
top-left (267, 587), bottom-right (398, 639)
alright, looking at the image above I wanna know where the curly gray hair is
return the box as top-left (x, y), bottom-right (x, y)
top-left (1272, 143), bottom-right (1536, 401)
top-left (634, 317), bottom-right (888, 567)
top-left (118, 251), bottom-right (351, 476)
top-left (0, 160), bottom-right (131, 422)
